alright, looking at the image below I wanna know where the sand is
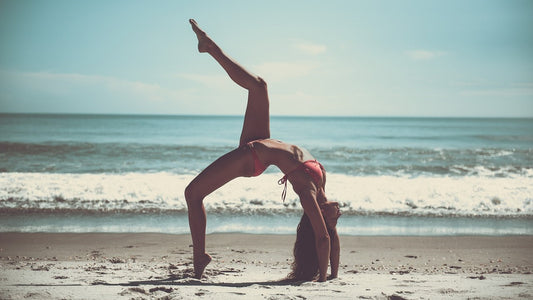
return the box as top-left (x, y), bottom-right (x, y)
top-left (0, 233), bottom-right (532, 299)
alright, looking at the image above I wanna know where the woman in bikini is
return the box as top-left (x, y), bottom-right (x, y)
top-left (185, 19), bottom-right (341, 282)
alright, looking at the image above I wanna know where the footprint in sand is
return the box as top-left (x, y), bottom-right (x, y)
top-left (149, 287), bottom-right (173, 293)
top-left (119, 287), bottom-right (147, 296)
top-left (504, 281), bottom-right (525, 286)
top-left (195, 289), bottom-right (210, 296)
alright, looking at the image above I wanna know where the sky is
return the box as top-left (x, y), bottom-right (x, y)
top-left (0, 0), bottom-right (532, 117)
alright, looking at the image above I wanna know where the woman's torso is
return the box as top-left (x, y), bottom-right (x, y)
top-left (250, 139), bottom-right (327, 202)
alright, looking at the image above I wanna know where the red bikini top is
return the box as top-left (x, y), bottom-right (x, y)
top-left (277, 160), bottom-right (324, 201)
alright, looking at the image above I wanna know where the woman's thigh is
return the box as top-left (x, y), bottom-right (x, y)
top-left (187, 147), bottom-right (252, 200)
top-left (239, 84), bottom-right (270, 145)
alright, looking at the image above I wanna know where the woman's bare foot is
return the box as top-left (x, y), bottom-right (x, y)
top-left (193, 253), bottom-right (212, 279)
top-left (189, 19), bottom-right (214, 53)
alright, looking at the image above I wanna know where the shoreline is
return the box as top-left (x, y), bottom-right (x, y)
top-left (1, 233), bottom-right (532, 299)
top-left (2, 212), bottom-right (532, 236)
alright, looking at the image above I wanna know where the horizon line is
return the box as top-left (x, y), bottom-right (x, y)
top-left (1, 112), bottom-right (532, 120)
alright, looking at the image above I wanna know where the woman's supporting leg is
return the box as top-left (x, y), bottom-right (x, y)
top-left (190, 19), bottom-right (270, 145)
top-left (184, 147), bottom-right (252, 278)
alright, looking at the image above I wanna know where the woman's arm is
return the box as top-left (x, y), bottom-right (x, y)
top-left (329, 228), bottom-right (340, 279)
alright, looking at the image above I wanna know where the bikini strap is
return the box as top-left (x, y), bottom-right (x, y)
top-left (278, 175), bottom-right (288, 202)
top-left (277, 160), bottom-right (322, 202)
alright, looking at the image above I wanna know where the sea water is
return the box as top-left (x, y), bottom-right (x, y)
top-left (1, 114), bottom-right (532, 235)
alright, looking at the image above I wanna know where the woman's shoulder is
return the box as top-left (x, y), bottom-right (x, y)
top-left (257, 138), bottom-right (285, 145)
top-left (261, 139), bottom-right (315, 161)
top-left (256, 139), bottom-right (293, 150)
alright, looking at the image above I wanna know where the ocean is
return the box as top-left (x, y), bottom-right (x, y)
top-left (1, 114), bottom-right (532, 235)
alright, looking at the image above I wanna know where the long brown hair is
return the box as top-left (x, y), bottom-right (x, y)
top-left (286, 213), bottom-right (336, 281)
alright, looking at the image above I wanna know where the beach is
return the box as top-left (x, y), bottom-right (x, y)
top-left (1, 233), bottom-right (532, 299)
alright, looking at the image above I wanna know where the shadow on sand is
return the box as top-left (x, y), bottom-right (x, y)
top-left (14, 274), bottom-right (306, 288)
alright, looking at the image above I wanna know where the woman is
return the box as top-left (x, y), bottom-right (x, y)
top-left (185, 19), bottom-right (341, 282)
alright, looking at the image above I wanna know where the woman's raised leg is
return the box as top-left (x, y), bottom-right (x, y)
top-left (187, 19), bottom-right (270, 279)
top-left (189, 19), bottom-right (270, 145)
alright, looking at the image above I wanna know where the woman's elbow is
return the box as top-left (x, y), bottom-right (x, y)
top-left (316, 234), bottom-right (330, 249)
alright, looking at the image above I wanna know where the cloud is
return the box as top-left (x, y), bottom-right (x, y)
top-left (253, 61), bottom-right (318, 82)
top-left (0, 70), bottom-right (197, 113)
top-left (270, 90), bottom-right (326, 115)
top-left (1, 70), bottom-right (171, 101)
top-left (459, 87), bottom-right (533, 97)
top-left (292, 41), bottom-right (327, 55)
top-left (406, 50), bottom-right (446, 61)
top-left (454, 80), bottom-right (533, 97)
top-left (178, 73), bottom-right (232, 90)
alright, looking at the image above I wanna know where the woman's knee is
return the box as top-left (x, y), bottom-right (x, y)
top-left (185, 183), bottom-right (203, 205)
top-left (249, 76), bottom-right (267, 91)
top-left (257, 76), bottom-right (267, 88)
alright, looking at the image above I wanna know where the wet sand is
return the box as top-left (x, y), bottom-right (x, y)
top-left (1, 233), bottom-right (532, 299)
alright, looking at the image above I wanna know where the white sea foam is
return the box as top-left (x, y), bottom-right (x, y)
top-left (1, 172), bottom-right (532, 217)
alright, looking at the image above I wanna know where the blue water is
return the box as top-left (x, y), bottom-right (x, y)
top-left (1, 113), bottom-right (532, 235)
top-left (2, 114), bottom-right (532, 175)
